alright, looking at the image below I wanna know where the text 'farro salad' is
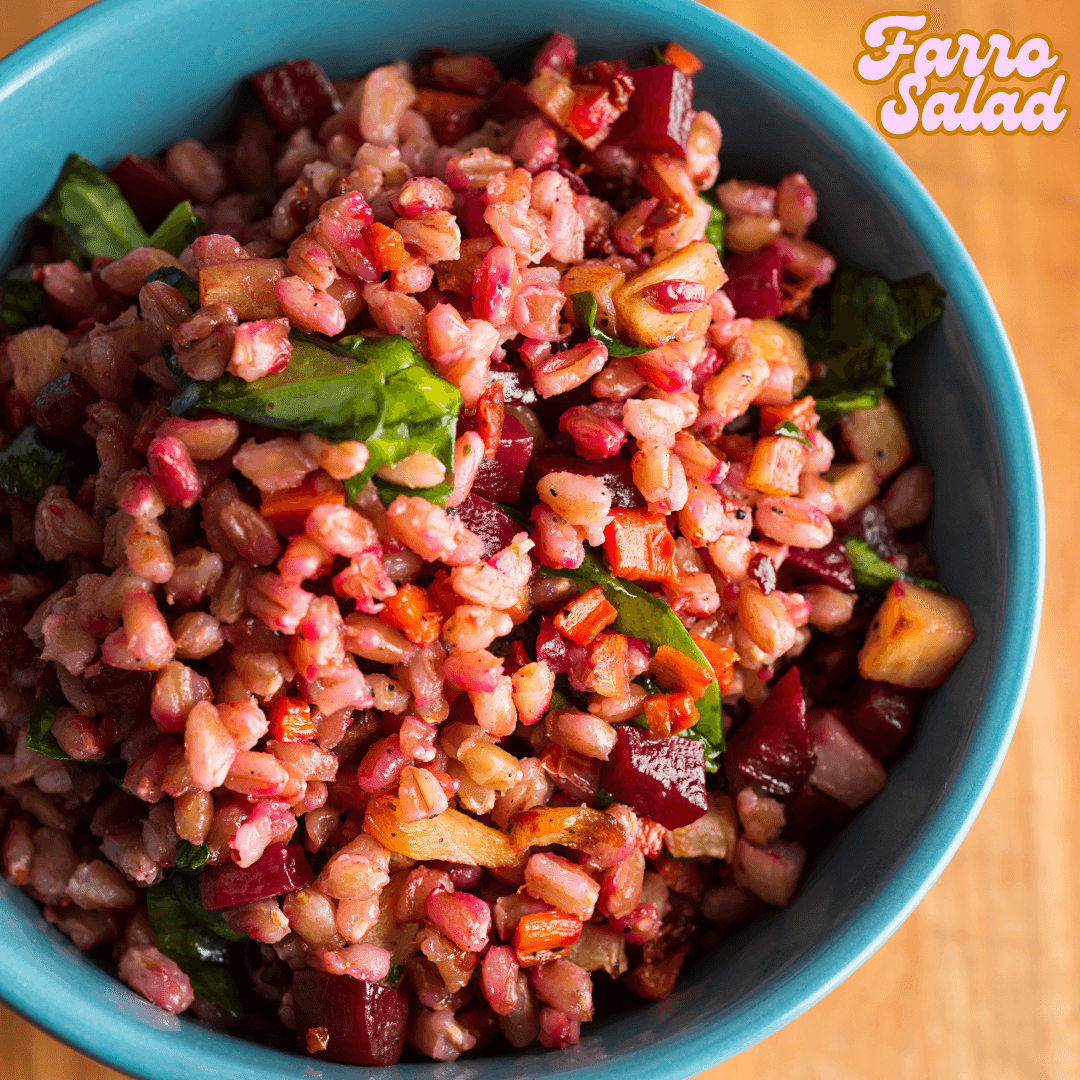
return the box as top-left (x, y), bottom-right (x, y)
top-left (0, 32), bottom-right (976, 1066)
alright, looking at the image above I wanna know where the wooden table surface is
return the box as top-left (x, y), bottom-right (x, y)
top-left (0, 1), bottom-right (1076, 1077)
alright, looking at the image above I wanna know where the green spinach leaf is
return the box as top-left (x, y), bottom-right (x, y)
top-left (26, 696), bottom-right (69, 760)
top-left (143, 266), bottom-right (199, 308)
top-left (0, 424), bottom-right (74, 505)
top-left (1, 267), bottom-right (46, 331)
top-left (147, 202), bottom-right (203, 256)
top-left (844, 537), bottom-right (945, 594)
top-left (173, 840), bottom-right (210, 874)
top-left (700, 190), bottom-right (724, 261)
top-left (175, 333), bottom-right (460, 505)
top-left (801, 269), bottom-right (945, 425)
top-left (170, 872), bottom-right (248, 943)
top-left (774, 420), bottom-right (812, 447)
top-left (570, 292), bottom-right (655, 358)
top-left (810, 387), bottom-right (884, 430)
top-left (539, 551), bottom-right (725, 764)
top-left (38, 154), bottom-right (149, 260)
top-left (146, 883), bottom-right (244, 1019)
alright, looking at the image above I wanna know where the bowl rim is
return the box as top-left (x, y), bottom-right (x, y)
top-left (0, 0), bottom-right (1045, 1076)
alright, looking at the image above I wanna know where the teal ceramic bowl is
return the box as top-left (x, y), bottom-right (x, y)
top-left (0, 0), bottom-right (1043, 1077)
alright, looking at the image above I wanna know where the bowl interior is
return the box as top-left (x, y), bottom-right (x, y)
top-left (0, 1), bottom-right (1042, 1077)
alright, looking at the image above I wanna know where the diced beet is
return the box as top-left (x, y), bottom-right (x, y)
top-left (451, 494), bottom-right (521, 558)
top-left (460, 412), bottom-right (533, 502)
top-left (726, 666), bottom-right (813, 798)
top-left (525, 451), bottom-right (644, 509)
top-left (722, 244), bottom-right (784, 319)
top-left (0, 603), bottom-right (34, 667)
top-left (782, 539), bottom-right (855, 592)
top-left (292, 970), bottom-right (407, 1066)
top-left (473, 80), bottom-right (537, 125)
top-left (493, 364), bottom-right (538, 407)
top-left (843, 679), bottom-right (915, 757)
top-left (199, 842), bottom-right (314, 910)
top-left (608, 65), bottom-right (694, 157)
top-left (325, 764), bottom-right (373, 811)
top-left (107, 154), bottom-right (190, 227)
top-left (29, 372), bottom-right (96, 444)
top-left (835, 501), bottom-right (901, 557)
top-left (731, 836), bottom-right (805, 908)
top-left (536, 614), bottom-right (574, 674)
top-left (808, 711), bottom-right (887, 810)
top-left (250, 59), bottom-right (341, 136)
top-left (82, 665), bottom-right (155, 729)
top-left (782, 781), bottom-right (849, 841)
top-left (601, 725), bottom-right (707, 829)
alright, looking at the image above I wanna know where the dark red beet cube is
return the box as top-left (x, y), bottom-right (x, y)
top-left (835, 501), bottom-right (901, 557)
top-left (82, 664), bottom-right (154, 728)
top-left (460, 412), bottom-right (533, 502)
top-left (0, 603), bottom-right (35, 667)
top-left (250, 59), bottom-right (341, 136)
top-left (525, 450), bottom-right (644, 509)
top-left (783, 539), bottom-right (855, 592)
top-left (199, 842), bottom-right (314, 910)
top-left (29, 372), bottom-right (96, 444)
top-left (608, 65), bottom-right (694, 157)
top-left (783, 781), bottom-right (849, 841)
top-left (450, 494), bottom-right (521, 558)
top-left (726, 666), bottom-right (814, 798)
top-left (723, 244), bottom-right (784, 319)
top-left (474, 80), bottom-right (537, 125)
top-left (536, 614), bottom-right (574, 674)
top-left (843, 679), bottom-right (916, 757)
top-left (107, 154), bottom-right (189, 227)
top-left (292, 970), bottom-right (407, 1066)
top-left (601, 725), bottom-right (708, 829)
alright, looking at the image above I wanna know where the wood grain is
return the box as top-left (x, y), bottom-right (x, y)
top-left (0, 1), bottom-right (1076, 1078)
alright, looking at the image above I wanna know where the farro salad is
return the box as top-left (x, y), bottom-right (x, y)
top-left (0, 32), bottom-right (976, 1065)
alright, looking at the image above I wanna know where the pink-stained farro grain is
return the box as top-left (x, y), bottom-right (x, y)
top-left (376, 452), bottom-right (447, 490)
top-left (470, 675), bottom-right (517, 738)
top-left (276, 275), bottom-right (347, 336)
top-left (304, 503), bottom-right (379, 558)
top-left (278, 533), bottom-right (333, 585)
top-left (232, 436), bottom-right (317, 495)
top-left (408, 1008), bottom-right (477, 1062)
top-left (99, 825), bottom-right (161, 886)
top-left (34, 486), bottom-right (104, 561)
top-left (51, 708), bottom-right (107, 761)
top-left (754, 495), bottom-right (833, 549)
top-left (426, 889), bottom-right (491, 953)
top-left (65, 859), bottom-right (139, 911)
top-left (171, 611), bottom-right (224, 660)
top-left (118, 944), bottom-right (195, 1013)
top-left (228, 317), bottom-right (292, 382)
top-left (386, 496), bottom-right (483, 566)
top-left (545, 710), bottom-right (616, 760)
top-left (223, 897), bottom-right (290, 943)
top-left (229, 799), bottom-right (296, 866)
top-left (39, 614), bottom-right (97, 676)
top-left (344, 612), bottom-right (415, 664)
top-left (173, 789), bottom-right (213, 845)
top-left (184, 701), bottom-right (238, 792)
top-left (298, 433), bottom-right (369, 481)
top-left (287, 233), bottom-right (338, 291)
top-left (532, 959), bottom-right (593, 1022)
top-left (536, 472), bottom-right (611, 529)
top-left (525, 853), bottom-right (599, 921)
top-left (282, 887), bottom-right (343, 951)
top-left (398, 765), bottom-right (450, 822)
top-left (99, 247), bottom-right (183, 296)
top-left (529, 504), bottom-right (585, 570)
top-left (156, 417), bottom-right (240, 461)
top-left (219, 500), bottom-right (282, 566)
top-left (530, 339), bottom-right (608, 399)
top-left (146, 437), bottom-right (203, 509)
top-left (442, 604), bottom-right (513, 651)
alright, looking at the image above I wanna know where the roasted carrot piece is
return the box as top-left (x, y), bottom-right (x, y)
top-left (267, 696), bottom-right (317, 742)
top-left (759, 395), bottom-right (820, 436)
top-left (260, 477), bottom-right (346, 535)
top-left (413, 88), bottom-right (486, 124)
top-left (587, 632), bottom-right (630, 698)
top-left (644, 691), bottom-right (700, 737)
top-left (426, 568), bottom-right (459, 619)
top-left (663, 42), bottom-right (703, 75)
top-left (476, 378), bottom-right (504, 459)
top-left (365, 222), bottom-right (408, 273)
top-left (512, 910), bottom-right (583, 967)
top-left (552, 585), bottom-right (618, 645)
top-left (378, 583), bottom-right (442, 645)
top-left (602, 508), bottom-right (677, 582)
top-left (689, 634), bottom-right (738, 694)
top-left (651, 644), bottom-right (715, 699)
